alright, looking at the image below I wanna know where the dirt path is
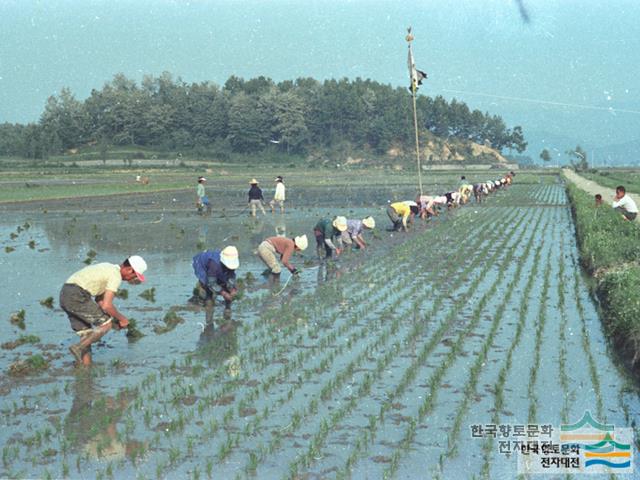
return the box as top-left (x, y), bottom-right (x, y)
top-left (563, 168), bottom-right (640, 223)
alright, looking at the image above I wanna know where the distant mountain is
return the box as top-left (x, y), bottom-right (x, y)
top-left (591, 139), bottom-right (640, 167)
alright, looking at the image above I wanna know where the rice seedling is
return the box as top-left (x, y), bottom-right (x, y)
top-left (139, 287), bottom-right (157, 302)
top-left (9, 309), bottom-right (26, 329)
top-left (1, 334), bottom-right (40, 350)
top-left (39, 296), bottom-right (54, 308)
top-left (5, 246), bottom-right (15, 253)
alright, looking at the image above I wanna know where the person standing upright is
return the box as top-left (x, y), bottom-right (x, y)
top-left (270, 176), bottom-right (286, 213)
top-left (248, 179), bottom-right (266, 217)
top-left (196, 176), bottom-right (211, 214)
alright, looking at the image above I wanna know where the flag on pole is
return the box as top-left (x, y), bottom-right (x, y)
top-left (407, 47), bottom-right (427, 93)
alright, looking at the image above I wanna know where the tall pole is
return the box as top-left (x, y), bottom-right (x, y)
top-left (406, 28), bottom-right (424, 196)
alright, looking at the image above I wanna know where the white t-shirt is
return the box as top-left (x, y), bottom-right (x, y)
top-left (612, 194), bottom-right (638, 213)
top-left (66, 263), bottom-right (122, 296)
top-left (274, 183), bottom-right (286, 201)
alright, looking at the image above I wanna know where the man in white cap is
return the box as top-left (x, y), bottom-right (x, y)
top-left (269, 176), bottom-right (286, 214)
top-left (341, 217), bottom-right (375, 250)
top-left (60, 255), bottom-right (148, 366)
top-left (415, 195), bottom-right (446, 219)
top-left (192, 247), bottom-right (239, 319)
top-left (314, 216), bottom-right (347, 259)
top-left (257, 234), bottom-right (308, 275)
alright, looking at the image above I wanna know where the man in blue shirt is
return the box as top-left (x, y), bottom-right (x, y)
top-left (192, 246), bottom-right (239, 321)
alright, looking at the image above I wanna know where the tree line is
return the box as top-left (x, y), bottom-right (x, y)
top-left (0, 72), bottom-right (527, 159)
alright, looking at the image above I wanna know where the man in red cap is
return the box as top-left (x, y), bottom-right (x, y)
top-left (60, 255), bottom-right (147, 366)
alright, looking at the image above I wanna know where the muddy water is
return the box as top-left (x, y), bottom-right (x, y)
top-left (1, 180), bottom-right (639, 479)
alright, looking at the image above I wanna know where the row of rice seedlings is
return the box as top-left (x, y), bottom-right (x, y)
top-left (556, 232), bottom-right (571, 424)
top-left (214, 207), bottom-right (520, 476)
top-left (378, 207), bottom-right (547, 479)
top-left (294, 208), bottom-right (540, 477)
top-left (445, 210), bottom-right (549, 457)
top-left (526, 233), bottom-right (554, 424)
top-left (479, 224), bottom-right (547, 477)
top-left (571, 244), bottom-right (604, 418)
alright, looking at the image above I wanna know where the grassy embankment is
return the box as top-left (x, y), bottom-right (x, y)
top-left (566, 183), bottom-right (640, 377)
top-left (581, 170), bottom-right (640, 194)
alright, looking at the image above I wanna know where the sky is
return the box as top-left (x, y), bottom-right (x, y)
top-left (1, 0), bottom-right (639, 161)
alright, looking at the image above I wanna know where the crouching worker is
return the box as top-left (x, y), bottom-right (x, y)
top-left (314, 216), bottom-right (347, 259)
top-left (387, 201), bottom-right (418, 231)
top-left (192, 247), bottom-right (240, 320)
top-left (257, 234), bottom-right (308, 276)
top-left (612, 185), bottom-right (638, 221)
top-left (60, 256), bottom-right (148, 367)
top-left (342, 216), bottom-right (375, 250)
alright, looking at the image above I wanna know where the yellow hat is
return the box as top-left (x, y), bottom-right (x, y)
top-left (250, 179), bottom-right (258, 184)
top-left (362, 216), bottom-right (375, 229)
top-left (332, 216), bottom-right (347, 232)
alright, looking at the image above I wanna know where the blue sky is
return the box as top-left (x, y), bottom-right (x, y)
top-left (1, 0), bottom-right (639, 157)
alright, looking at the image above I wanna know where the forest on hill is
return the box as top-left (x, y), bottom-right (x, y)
top-left (0, 73), bottom-right (527, 162)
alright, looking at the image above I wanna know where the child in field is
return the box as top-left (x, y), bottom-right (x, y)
top-left (595, 194), bottom-right (603, 207)
top-left (196, 177), bottom-right (211, 214)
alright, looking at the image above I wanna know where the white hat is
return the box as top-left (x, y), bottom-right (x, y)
top-left (332, 216), bottom-right (348, 232)
top-left (127, 255), bottom-right (147, 282)
top-left (198, 176), bottom-right (207, 182)
top-left (294, 235), bottom-right (308, 250)
top-left (362, 216), bottom-right (375, 229)
top-left (250, 178), bottom-right (258, 184)
top-left (403, 201), bottom-right (418, 207)
top-left (220, 246), bottom-right (239, 270)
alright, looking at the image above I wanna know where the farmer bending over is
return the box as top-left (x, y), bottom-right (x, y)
top-left (341, 216), bottom-right (375, 250)
top-left (257, 234), bottom-right (308, 276)
top-left (192, 246), bottom-right (239, 320)
top-left (314, 216), bottom-right (347, 259)
top-left (387, 201), bottom-right (418, 231)
top-left (612, 185), bottom-right (638, 221)
top-left (60, 256), bottom-right (147, 366)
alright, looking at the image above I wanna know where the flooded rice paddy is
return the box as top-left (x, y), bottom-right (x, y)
top-left (1, 176), bottom-right (639, 479)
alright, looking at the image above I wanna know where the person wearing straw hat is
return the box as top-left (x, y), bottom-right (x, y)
top-left (60, 255), bottom-right (148, 366)
top-left (248, 179), bottom-right (266, 217)
top-left (314, 216), bottom-right (347, 259)
top-left (196, 176), bottom-right (211, 215)
top-left (387, 201), bottom-right (418, 231)
top-left (257, 234), bottom-right (308, 275)
top-left (341, 216), bottom-right (375, 250)
top-left (192, 246), bottom-right (240, 318)
top-left (269, 176), bottom-right (286, 214)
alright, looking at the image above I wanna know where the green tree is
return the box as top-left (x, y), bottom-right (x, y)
top-left (566, 145), bottom-right (589, 171)
top-left (226, 92), bottom-right (270, 152)
top-left (540, 148), bottom-right (552, 163)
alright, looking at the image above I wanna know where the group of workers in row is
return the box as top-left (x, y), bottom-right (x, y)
top-left (61, 172), bottom-right (514, 366)
top-left (387, 172), bottom-right (515, 231)
top-left (197, 176), bottom-right (286, 216)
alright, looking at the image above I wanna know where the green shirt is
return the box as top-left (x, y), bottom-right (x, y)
top-left (196, 183), bottom-right (205, 198)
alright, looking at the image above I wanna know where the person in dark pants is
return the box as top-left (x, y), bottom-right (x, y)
top-left (192, 247), bottom-right (239, 324)
top-left (314, 216), bottom-right (347, 259)
top-left (60, 256), bottom-right (148, 366)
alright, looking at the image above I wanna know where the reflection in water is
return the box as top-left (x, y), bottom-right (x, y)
top-left (274, 218), bottom-right (287, 237)
top-left (63, 371), bottom-right (143, 460)
top-left (197, 320), bottom-right (240, 374)
top-left (315, 262), bottom-right (344, 289)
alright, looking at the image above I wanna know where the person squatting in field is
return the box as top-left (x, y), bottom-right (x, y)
top-left (340, 216), bottom-right (375, 251)
top-left (60, 256), bottom-right (148, 366)
top-left (314, 216), bottom-right (348, 259)
top-left (612, 185), bottom-right (638, 221)
top-left (387, 201), bottom-right (419, 231)
top-left (248, 179), bottom-right (266, 217)
top-left (192, 247), bottom-right (240, 321)
top-left (269, 176), bottom-right (286, 213)
top-left (257, 234), bottom-right (308, 276)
